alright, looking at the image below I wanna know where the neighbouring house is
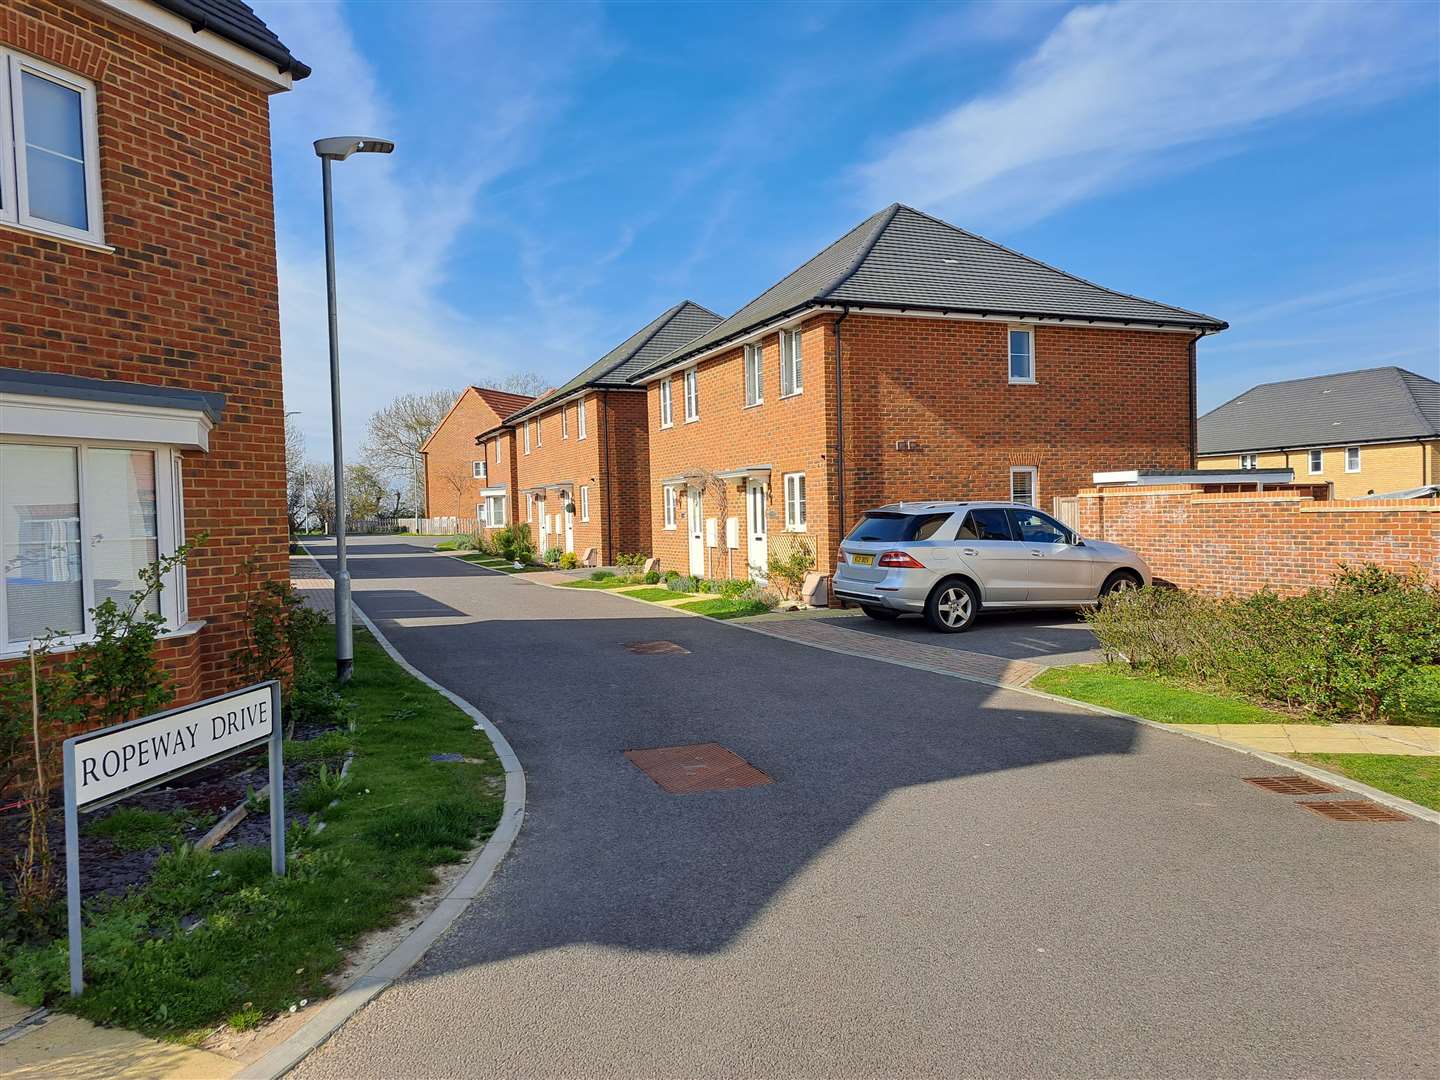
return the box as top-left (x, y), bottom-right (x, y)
top-left (1196, 367), bottom-right (1440, 499)
top-left (420, 386), bottom-right (534, 532)
top-left (506, 301), bottom-right (720, 564)
top-left (628, 204), bottom-right (1226, 584)
top-left (0, 1), bottom-right (307, 710)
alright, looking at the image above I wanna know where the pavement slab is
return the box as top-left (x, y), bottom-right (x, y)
top-left (291, 536), bottom-right (1438, 1080)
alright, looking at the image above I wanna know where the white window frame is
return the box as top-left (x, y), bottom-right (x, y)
top-left (780, 329), bottom-right (803, 397)
top-left (1239, 453), bottom-right (1258, 470)
top-left (535, 417), bottom-right (542, 448)
top-left (561, 407), bottom-right (569, 440)
top-left (577, 398), bottom-right (587, 440)
top-left (744, 344), bottom-right (764, 407)
top-left (663, 485), bottom-right (677, 530)
top-left (523, 422), bottom-right (531, 454)
top-left (782, 472), bottom-right (807, 532)
top-left (1010, 465), bottom-right (1038, 505)
top-left (1, 437), bottom-right (187, 655)
top-left (493, 437), bottom-right (500, 464)
top-left (1, 50), bottom-right (105, 247)
top-left (526, 492), bottom-right (534, 521)
top-left (484, 493), bottom-right (506, 527)
top-left (476, 501), bottom-right (487, 527)
top-left (1008, 327), bottom-right (1035, 384)
top-left (683, 367), bottom-right (699, 423)
top-left (472, 459), bottom-right (485, 480)
top-left (1345, 446), bottom-right (1360, 473)
top-left (659, 378), bottom-right (673, 428)
top-left (580, 485), bottom-right (590, 522)
top-left (1308, 449), bottom-right (1323, 474)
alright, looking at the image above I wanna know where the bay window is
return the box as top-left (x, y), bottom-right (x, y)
top-left (2, 440), bottom-right (186, 651)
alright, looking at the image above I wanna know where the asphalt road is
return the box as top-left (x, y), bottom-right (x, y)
top-left (297, 536), bottom-right (1437, 1079)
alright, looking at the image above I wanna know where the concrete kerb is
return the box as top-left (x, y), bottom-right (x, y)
top-left (236, 557), bottom-right (526, 1080)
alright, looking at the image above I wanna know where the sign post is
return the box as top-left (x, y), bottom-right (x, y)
top-left (62, 681), bottom-right (284, 996)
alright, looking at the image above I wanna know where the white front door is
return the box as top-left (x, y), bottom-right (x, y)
top-left (564, 501), bottom-right (574, 553)
top-left (746, 479), bottom-right (768, 582)
top-left (688, 487), bottom-right (705, 577)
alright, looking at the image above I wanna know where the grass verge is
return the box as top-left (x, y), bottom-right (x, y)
top-left (562, 578), bottom-right (636, 589)
top-left (454, 553), bottom-right (548, 573)
top-left (618, 587), bottom-right (685, 603)
top-left (674, 597), bottom-right (770, 620)
top-left (1031, 664), bottom-right (1301, 725)
top-left (1293, 754), bottom-right (1440, 811)
top-left (1, 625), bottom-right (504, 1039)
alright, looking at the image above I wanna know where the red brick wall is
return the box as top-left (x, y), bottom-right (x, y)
top-left (0, 1), bottom-right (290, 706)
top-left (514, 394), bottom-right (619, 562)
top-left (422, 391), bottom-right (513, 525)
top-left (1077, 486), bottom-right (1440, 595)
top-left (644, 313), bottom-right (1194, 579)
top-left (600, 390), bottom-right (652, 560)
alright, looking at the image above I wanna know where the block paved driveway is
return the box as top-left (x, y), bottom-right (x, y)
top-left (298, 537), bottom-right (1437, 1080)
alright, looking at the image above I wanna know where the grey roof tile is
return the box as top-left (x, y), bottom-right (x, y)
top-left (1197, 366), bottom-right (1440, 454)
top-left (151, 0), bottom-right (310, 79)
top-left (629, 204), bottom-right (1225, 380)
top-left (506, 301), bottom-right (720, 422)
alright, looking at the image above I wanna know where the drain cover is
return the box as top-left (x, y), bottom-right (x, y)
top-left (1244, 775), bottom-right (1341, 796)
top-left (624, 640), bottom-right (689, 655)
top-left (1298, 800), bottom-right (1408, 822)
top-left (624, 743), bottom-right (772, 794)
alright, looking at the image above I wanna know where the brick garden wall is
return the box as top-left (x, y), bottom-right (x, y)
top-left (1077, 486), bottom-right (1440, 595)
top-left (0, 1), bottom-right (290, 705)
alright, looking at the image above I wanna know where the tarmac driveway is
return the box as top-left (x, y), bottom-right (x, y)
top-left (297, 536), bottom-right (1438, 1079)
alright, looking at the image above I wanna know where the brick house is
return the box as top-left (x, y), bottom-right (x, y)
top-left (420, 386), bottom-right (534, 532)
top-left (0, 1), bottom-right (306, 707)
top-left (1196, 367), bottom-right (1440, 499)
top-left (628, 204), bottom-right (1226, 583)
top-left (505, 301), bottom-right (719, 564)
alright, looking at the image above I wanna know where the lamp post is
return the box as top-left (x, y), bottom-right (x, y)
top-left (314, 136), bottom-right (394, 682)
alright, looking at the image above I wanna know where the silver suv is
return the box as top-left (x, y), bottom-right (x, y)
top-left (833, 501), bottom-right (1150, 632)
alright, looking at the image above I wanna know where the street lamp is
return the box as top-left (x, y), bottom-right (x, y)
top-left (314, 135), bottom-right (394, 682)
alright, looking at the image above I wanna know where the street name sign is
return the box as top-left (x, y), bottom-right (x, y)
top-left (62, 681), bottom-right (286, 995)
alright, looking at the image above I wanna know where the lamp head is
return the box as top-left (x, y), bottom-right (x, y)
top-left (314, 136), bottom-right (396, 161)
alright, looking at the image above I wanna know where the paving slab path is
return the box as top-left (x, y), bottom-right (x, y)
top-left (294, 536), bottom-right (1438, 1080)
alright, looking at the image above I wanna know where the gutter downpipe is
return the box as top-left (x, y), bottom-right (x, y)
top-left (1188, 332), bottom-right (1200, 468)
top-left (834, 307), bottom-right (850, 569)
top-left (602, 390), bottom-right (613, 564)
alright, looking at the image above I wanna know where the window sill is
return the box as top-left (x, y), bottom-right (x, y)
top-left (779, 390), bottom-right (803, 400)
top-left (784, 526), bottom-right (808, 534)
top-left (1008, 377), bottom-right (1037, 386)
top-left (0, 217), bottom-right (113, 253)
top-left (684, 417), bottom-right (700, 425)
top-left (659, 422), bottom-right (673, 430)
top-left (2, 618), bottom-right (205, 662)
top-left (743, 401), bottom-right (764, 410)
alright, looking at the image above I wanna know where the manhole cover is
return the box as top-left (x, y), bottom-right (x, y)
top-left (1244, 775), bottom-right (1341, 796)
top-left (624, 743), bottom-right (772, 794)
top-left (1298, 800), bottom-right (1408, 822)
top-left (624, 640), bottom-right (689, 655)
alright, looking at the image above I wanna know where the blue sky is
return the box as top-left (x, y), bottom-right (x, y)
top-left (254, 1), bottom-right (1440, 459)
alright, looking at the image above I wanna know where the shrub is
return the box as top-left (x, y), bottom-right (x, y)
top-left (590, 570), bottom-right (615, 581)
top-left (238, 564), bottom-right (325, 693)
top-left (643, 570), bottom-right (662, 584)
top-left (543, 546), bottom-right (563, 565)
top-left (738, 583), bottom-right (778, 608)
top-left (667, 575), bottom-right (698, 593)
top-left (663, 569), bottom-right (681, 581)
top-left (558, 552), bottom-right (580, 570)
top-left (616, 552), bottom-right (648, 569)
top-left (494, 524), bottom-right (535, 564)
top-left (766, 539), bottom-right (815, 600)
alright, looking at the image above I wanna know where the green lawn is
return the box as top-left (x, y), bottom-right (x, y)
top-left (674, 597), bottom-right (770, 620)
top-left (618, 587), bottom-right (683, 603)
top-left (454, 553), bottom-right (548, 573)
top-left (1295, 754), bottom-right (1440, 811)
top-left (562, 577), bottom-right (636, 589)
top-left (1, 626), bottom-right (504, 1039)
top-left (1031, 665), bottom-right (1302, 725)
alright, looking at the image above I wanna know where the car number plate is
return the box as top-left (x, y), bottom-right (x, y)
top-left (850, 553), bottom-right (874, 566)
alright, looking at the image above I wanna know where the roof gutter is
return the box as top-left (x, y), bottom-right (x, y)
top-left (504, 383), bottom-right (642, 426)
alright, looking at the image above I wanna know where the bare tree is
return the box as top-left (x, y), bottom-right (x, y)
top-left (436, 461), bottom-right (472, 521)
top-left (285, 415), bottom-right (309, 534)
top-left (497, 371), bottom-right (549, 398)
top-left (360, 389), bottom-right (459, 514)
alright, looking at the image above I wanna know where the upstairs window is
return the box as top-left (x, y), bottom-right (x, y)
top-left (1308, 449), bottom-right (1323, 474)
top-left (493, 437), bottom-right (500, 463)
top-left (744, 344), bottom-right (764, 406)
top-left (1345, 446), bottom-right (1360, 473)
top-left (780, 330), bottom-right (803, 396)
top-left (1, 51), bottom-right (103, 245)
top-left (472, 460), bottom-right (486, 480)
top-left (1239, 453), bottom-right (1258, 470)
top-left (683, 368), bottom-right (699, 422)
top-left (561, 407), bottom-right (569, 439)
top-left (659, 378), bottom-right (673, 428)
top-left (535, 417), bottom-right (542, 448)
top-left (523, 423), bottom-right (531, 454)
top-left (1008, 328), bottom-right (1034, 382)
top-left (1010, 465), bottom-right (1037, 505)
top-left (577, 398), bottom-right (587, 439)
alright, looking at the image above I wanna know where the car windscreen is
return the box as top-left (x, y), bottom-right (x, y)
top-left (846, 512), bottom-right (952, 543)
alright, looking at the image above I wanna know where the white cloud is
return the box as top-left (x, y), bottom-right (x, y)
top-left (253, 2), bottom-right (605, 461)
top-left (854, 0), bottom-right (1438, 228)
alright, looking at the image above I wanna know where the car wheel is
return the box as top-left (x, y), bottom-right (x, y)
top-left (861, 605), bottom-right (900, 621)
top-left (1099, 570), bottom-right (1142, 601)
top-left (925, 579), bottom-right (979, 633)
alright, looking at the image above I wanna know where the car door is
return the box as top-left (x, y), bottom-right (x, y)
top-left (952, 508), bottom-right (1029, 603)
top-left (1007, 508), bottom-right (1097, 602)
